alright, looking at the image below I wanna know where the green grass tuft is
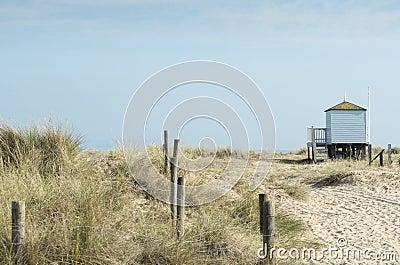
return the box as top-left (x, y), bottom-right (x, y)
top-left (0, 121), bottom-right (81, 176)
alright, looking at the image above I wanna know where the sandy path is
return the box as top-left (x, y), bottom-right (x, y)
top-left (279, 172), bottom-right (400, 265)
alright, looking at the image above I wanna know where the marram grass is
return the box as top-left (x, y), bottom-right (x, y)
top-left (0, 122), bottom-right (324, 264)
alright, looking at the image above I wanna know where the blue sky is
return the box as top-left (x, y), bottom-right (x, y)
top-left (1, 0), bottom-right (400, 151)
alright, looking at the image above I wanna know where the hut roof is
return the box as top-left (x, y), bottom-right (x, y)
top-left (324, 100), bottom-right (366, 112)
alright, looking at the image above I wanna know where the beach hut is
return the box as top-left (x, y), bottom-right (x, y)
top-left (325, 100), bottom-right (367, 159)
top-left (307, 99), bottom-right (368, 161)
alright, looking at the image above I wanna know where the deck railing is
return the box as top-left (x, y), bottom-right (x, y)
top-left (307, 127), bottom-right (326, 146)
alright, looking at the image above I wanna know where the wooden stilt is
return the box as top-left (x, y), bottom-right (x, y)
top-left (361, 145), bottom-right (366, 160)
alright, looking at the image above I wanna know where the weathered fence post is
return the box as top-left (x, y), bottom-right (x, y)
top-left (12, 201), bottom-right (26, 264)
top-left (170, 139), bottom-right (180, 220)
top-left (259, 194), bottom-right (265, 235)
top-left (163, 130), bottom-right (169, 175)
top-left (265, 199), bottom-right (276, 265)
top-left (368, 144), bottom-right (372, 165)
top-left (177, 176), bottom-right (185, 239)
top-left (170, 156), bottom-right (178, 220)
top-left (388, 144), bottom-right (392, 166)
top-left (259, 194), bottom-right (276, 265)
top-left (172, 139), bottom-right (179, 160)
top-left (369, 149), bottom-right (385, 167)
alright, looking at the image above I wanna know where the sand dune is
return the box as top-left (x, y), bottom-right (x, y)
top-left (279, 167), bottom-right (400, 264)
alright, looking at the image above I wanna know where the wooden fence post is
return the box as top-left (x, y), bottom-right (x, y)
top-left (170, 139), bottom-right (180, 220)
top-left (265, 200), bottom-right (276, 265)
top-left (12, 201), bottom-right (26, 264)
top-left (177, 176), bottom-right (185, 239)
top-left (259, 194), bottom-right (276, 265)
top-left (369, 149), bottom-right (385, 166)
top-left (368, 144), bottom-right (372, 165)
top-left (258, 194), bottom-right (265, 235)
top-left (170, 156), bottom-right (178, 220)
top-left (163, 130), bottom-right (169, 175)
top-left (172, 139), bottom-right (179, 159)
top-left (388, 144), bottom-right (392, 166)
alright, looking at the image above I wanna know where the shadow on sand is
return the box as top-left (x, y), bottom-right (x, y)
top-left (274, 158), bottom-right (311, 165)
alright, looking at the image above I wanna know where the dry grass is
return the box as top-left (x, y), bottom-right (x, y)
top-left (391, 146), bottom-right (400, 154)
top-left (5, 123), bottom-right (390, 264)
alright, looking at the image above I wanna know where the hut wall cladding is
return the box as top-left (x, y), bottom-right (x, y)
top-left (326, 110), bottom-right (367, 144)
